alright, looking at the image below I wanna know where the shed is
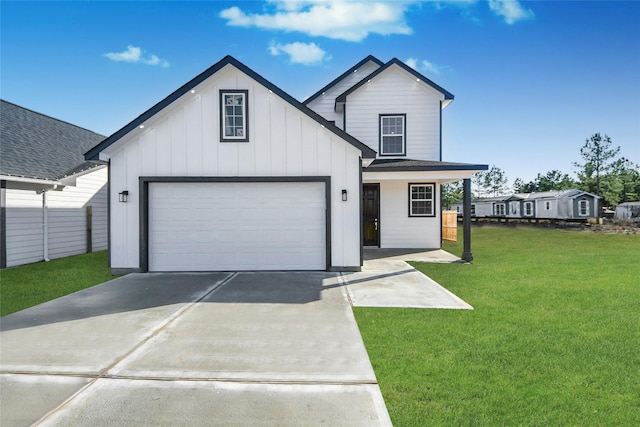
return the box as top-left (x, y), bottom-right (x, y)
top-left (614, 202), bottom-right (640, 222)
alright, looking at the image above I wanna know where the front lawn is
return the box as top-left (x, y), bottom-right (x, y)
top-left (355, 227), bottom-right (640, 426)
top-left (0, 251), bottom-right (115, 317)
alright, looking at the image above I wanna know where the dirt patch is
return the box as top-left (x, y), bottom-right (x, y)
top-left (585, 222), bottom-right (640, 235)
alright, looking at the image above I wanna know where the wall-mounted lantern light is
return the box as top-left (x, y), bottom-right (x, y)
top-left (342, 189), bottom-right (348, 202)
top-left (119, 190), bottom-right (129, 203)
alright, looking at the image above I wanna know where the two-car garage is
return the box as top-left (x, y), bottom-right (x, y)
top-left (145, 180), bottom-right (328, 272)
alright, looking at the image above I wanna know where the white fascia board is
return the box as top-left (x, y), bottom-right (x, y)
top-left (363, 170), bottom-right (480, 182)
top-left (0, 175), bottom-right (62, 187)
top-left (60, 164), bottom-right (108, 187)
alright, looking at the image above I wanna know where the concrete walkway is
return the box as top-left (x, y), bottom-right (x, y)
top-left (1, 272), bottom-right (391, 426)
top-left (342, 249), bottom-right (473, 309)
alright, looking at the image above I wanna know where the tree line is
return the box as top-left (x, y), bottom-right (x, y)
top-left (443, 133), bottom-right (640, 209)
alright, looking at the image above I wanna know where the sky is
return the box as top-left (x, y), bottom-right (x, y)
top-left (1, 0), bottom-right (639, 185)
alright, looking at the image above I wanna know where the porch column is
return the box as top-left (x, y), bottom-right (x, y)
top-left (462, 178), bottom-right (473, 262)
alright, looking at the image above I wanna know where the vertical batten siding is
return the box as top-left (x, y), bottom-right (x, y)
top-left (306, 60), bottom-right (381, 129)
top-left (106, 65), bottom-right (362, 270)
top-left (376, 180), bottom-right (441, 249)
top-left (344, 67), bottom-right (442, 161)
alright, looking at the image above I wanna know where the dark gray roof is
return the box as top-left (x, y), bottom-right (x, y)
top-left (86, 55), bottom-right (377, 161)
top-left (366, 158), bottom-right (488, 172)
top-left (1, 100), bottom-right (106, 181)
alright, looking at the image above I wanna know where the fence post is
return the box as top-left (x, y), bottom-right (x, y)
top-left (462, 178), bottom-right (473, 262)
top-left (86, 205), bottom-right (92, 253)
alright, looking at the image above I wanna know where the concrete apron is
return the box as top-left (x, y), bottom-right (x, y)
top-left (0, 272), bottom-right (391, 426)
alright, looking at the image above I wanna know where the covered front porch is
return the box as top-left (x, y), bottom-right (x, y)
top-left (362, 159), bottom-right (487, 262)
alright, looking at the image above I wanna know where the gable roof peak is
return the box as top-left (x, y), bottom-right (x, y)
top-left (303, 55), bottom-right (384, 105)
top-left (85, 55), bottom-right (376, 161)
top-left (335, 57), bottom-right (454, 105)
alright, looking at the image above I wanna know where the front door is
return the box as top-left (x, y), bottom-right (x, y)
top-left (363, 184), bottom-right (380, 246)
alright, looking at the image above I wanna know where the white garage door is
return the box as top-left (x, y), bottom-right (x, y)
top-left (148, 181), bottom-right (326, 271)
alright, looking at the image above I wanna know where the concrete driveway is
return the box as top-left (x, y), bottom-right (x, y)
top-left (0, 272), bottom-right (391, 426)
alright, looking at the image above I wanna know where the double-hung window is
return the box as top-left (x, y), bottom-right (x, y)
top-left (380, 114), bottom-right (406, 156)
top-left (220, 90), bottom-right (249, 142)
top-left (409, 183), bottom-right (435, 217)
top-left (524, 201), bottom-right (534, 216)
top-left (578, 198), bottom-right (589, 216)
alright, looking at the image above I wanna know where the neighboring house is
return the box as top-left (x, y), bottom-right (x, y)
top-left (452, 189), bottom-right (599, 220)
top-left (86, 55), bottom-right (487, 274)
top-left (0, 100), bottom-right (107, 268)
top-left (614, 201), bottom-right (640, 222)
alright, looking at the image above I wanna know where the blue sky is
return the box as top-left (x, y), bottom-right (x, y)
top-left (2, 0), bottom-right (638, 185)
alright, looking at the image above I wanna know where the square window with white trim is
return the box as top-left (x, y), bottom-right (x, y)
top-left (409, 183), bottom-right (435, 217)
top-left (380, 114), bottom-right (406, 156)
top-left (220, 90), bottom-right (249, 142)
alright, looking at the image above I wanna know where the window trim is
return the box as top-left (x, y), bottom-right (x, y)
top-left (578, 198), bottom-right (589, 216)
top-left (408, 183), bottom-right (436, 217)
top-left (524, 201), bottom-right (534, 217)
top-left (220, 89), bottom-right (249, 142)
top-left (379, 114), bottom-right (406, 156)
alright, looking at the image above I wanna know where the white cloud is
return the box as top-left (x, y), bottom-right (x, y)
top-left (220, 1), bottom-right (413, 42)
top-left (103, 45), bottom-right (170, 68)
top-left (488, 0), bottom-right (534, 25)
top-left (405, 57), bottom-right (444, 75)
top-left (269, 41), bottom-right (331, 65)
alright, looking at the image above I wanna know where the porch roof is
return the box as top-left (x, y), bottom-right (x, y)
top-left (364, 159), bottom-right (488, 172)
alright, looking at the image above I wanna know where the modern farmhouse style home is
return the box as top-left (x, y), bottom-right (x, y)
top-left (86, 55), bottom-right (486, 273)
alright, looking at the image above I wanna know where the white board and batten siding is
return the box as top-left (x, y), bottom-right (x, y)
top-left (107, 64), bottom-right (362, 271)
top-left (343, 66), bottom-right (443, 161)
top-left (305, 60), bottom-right (381, 129)
top-left (4, 168), bottom-right (108, 267)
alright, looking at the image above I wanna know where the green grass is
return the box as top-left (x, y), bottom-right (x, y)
top-left (355, 227), bottom-right (640, 426)
top-left (0, 251), bottom-right (115, 317)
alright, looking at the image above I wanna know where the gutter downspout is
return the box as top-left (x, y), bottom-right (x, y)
top-left (43, 189), bottom-right (50, 261)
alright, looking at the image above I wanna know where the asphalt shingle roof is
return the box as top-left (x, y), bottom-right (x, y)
top-left (1, 100), bottom-right (106, 181)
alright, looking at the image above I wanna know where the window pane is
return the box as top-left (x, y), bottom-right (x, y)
top-left (383, 135), bottom-right (403, 153)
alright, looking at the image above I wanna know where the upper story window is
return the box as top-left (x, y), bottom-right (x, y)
top-left (408, 183), bottom-right (435, 217)
top-left (578, 198), bottom-right (589, 216)
top-left (220, 90), bottom-right (249, 142)
top-left (380, 114), bottom-right (406, 156)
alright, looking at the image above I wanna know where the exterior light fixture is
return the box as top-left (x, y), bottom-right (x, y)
top-left (342, 189), bottom-right (348, 202)
top-left (190, 89), bottom-right (196, 94)
top-left (119, 190), bottom-right (129, 203)
top-left (139, 124), bottom-right (145, 129)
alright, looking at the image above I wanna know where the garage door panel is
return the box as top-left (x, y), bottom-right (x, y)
top-left (149, 182), bottom-right (326, 271)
